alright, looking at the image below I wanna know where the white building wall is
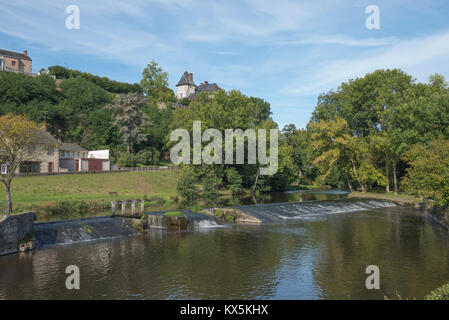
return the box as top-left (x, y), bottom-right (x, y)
top-left (176, 85), bottom-right (196, 99)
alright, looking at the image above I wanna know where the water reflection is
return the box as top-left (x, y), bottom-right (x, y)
top-left (225, 189), bottom-right (349, 206)
top-left (1, 204), bottom-right (448, 300)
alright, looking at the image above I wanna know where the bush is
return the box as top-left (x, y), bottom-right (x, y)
top-left (202, 173), bottom-right (221, 207)
top-left (117, 152), bottom-right (133, 167)
top-left (177, 167), bottom-right (200, 207)
top-left (402, 140), bottom-right (449, 206)
top-left (425, 282), bottom-right (449, 300)
top-left (226, 168), bottom-right (243, 197)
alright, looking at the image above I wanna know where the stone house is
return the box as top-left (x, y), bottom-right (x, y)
top-left (176, 71), bottom-right (220, 100)
top-left (16, 132), bottom-right (109, 174)
top-left (0, 49), bottom-right (32, 74)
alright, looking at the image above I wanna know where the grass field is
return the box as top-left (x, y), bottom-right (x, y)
top-left (0, 170), bottom-right (181, 217)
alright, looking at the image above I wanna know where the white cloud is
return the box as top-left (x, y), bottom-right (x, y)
top-left (282, 30), bottom-right (449, 95)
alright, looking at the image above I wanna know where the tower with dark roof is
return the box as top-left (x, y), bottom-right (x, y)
top-left (176, 71), bottom-right (196, 99)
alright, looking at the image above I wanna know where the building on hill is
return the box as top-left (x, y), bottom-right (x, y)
top-left (0, 49), bottom-right (32, 74)
top-left (175, 71), bottom-right (220, 100)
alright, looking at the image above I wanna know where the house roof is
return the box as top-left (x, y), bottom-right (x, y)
top-left (0, 49), bottom-right (32, 61)
top-left (37, 131), bottom-right (61, 146)
top-left (59, 143), bottom-right (87, 152)
top-left (188, 83), bottom-right (221, 99)
top-left (176, 71), bottom-right (196, 87)
top-left (196, 83), bottom-right (220, 94)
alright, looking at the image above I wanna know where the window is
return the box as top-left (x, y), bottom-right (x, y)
top-left (20, 162), bottom-right (40, 173)
top-left (1, 164), bottom-right (7, 175)
top-left (11, 60), bottom-right (16, 67)
top-left (76, 152), bottom-right (80, 158)
top-left (48, 147), bottom-right (54, 156)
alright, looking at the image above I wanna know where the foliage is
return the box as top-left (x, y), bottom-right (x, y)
top-left (202, 173), bottom-right (221, 206)
top-left (304, 69), bottom-right (449, 194)
top-left (164, 211), bottom-right (184, 217)
top-left (105, 93), bottom-right (151, 153)
top-left (134, 149), bottom-right (160, 166)
top-left (140, 60), bottom-right (173, 103)
top-left (425, 282), bottom-right (449, 300)
top-left (48, 65), bottom-right (142, 93)
top-left (225, 168), bottom-right (243, 197)
top-left (402, 139), bottom-right (449, 206)
top-left (0, 114), bottom-right (44, 214)
top-left (176, 167), bottom-right (200, 206)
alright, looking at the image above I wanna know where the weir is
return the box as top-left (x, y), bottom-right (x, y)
top-left (147, 211), bottom-right (221, 230)
top-left (34, 216), bottom-right (141, 247)
top-left (30, 199), bottom-right (396, 247)
top-left (233, 199), bottom-right (397, 223)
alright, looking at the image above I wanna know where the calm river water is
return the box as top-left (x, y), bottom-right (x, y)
top-left (1, 192), bottom-right (449, 300)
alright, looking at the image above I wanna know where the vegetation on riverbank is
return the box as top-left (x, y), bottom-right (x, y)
top-left (348, 191), bottom-right (423, 204)
top-left (426, 282), bottom-right (449, 300)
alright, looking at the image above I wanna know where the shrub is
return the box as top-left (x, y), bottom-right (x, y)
top-left (177, 167), bottom-right (200, 206)
top-left (226, 168), bottom-right (243, 197)
top-left (202, 173), bottom-right (221, 207)
top-left (117, 152), bottom-right (133, 167)
top-left (425, 282), bottom-right (449, 300)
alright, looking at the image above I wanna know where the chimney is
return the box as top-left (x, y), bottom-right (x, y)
top-left (23, 50), bottom-right (28, 56)
top-left (188, 73), bottom-right (193, 83)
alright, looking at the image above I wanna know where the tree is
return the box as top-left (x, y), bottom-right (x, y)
top-left (226, 168), bottom-right (243, 197)
top-left (402, 139), bottom-right (449, 206)
top-left (105, 93), bottom-right (151, 153)
top-left (140, 60), bottom-right (173, 102)
top-left (0, 115), bottom-right (45, 214)
top-left (177, 167), bottom-right (200, 206)
top-left (202, 173), bottom-right (221, 207)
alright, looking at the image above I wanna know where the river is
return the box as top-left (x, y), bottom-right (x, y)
top-left (1, 191), bottom-right (448, 300)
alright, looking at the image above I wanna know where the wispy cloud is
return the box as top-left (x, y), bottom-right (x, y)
top-left (281, 30), bottom-right (449, 96)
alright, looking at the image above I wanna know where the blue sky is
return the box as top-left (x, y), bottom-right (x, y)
top-left (1, 0), bottom-right (449, 128)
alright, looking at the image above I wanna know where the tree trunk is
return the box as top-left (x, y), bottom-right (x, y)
top-left (5, 183), bottom-right (12, 215)
top-left (385, 156), bottom-right (390, 193)
top-left (251, 169), bottom-right (260, 194)
top-left (127, 142), bottom-right (130, 154)
top-left (350, 157), bottom-right (365, 193)
top-left (346, 176), bottom-right (354, 192)
top-left (392, 159), bottom-right (398, 195)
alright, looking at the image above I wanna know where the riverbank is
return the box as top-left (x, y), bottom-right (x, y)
top-left (348, 191), bottom-right (423, 206)
top-left (0, 170), bottom-right (181, 219)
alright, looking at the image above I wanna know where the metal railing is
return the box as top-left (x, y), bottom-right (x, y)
top-left (0, 201), bottom-right (7, 215)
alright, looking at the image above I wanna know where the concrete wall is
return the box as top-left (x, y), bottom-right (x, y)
top-left (0, 212), bottom-right (34, 256)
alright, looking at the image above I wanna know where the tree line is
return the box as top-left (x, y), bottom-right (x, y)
top-left (283, 69), bottom-right (449, 205)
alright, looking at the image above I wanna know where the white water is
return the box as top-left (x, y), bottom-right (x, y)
top-left (235, 199), bottom-right (397, 223)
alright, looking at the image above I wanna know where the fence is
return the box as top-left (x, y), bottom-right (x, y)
top-left (0, 201), bottom-right (6, 215)
top-left (17, 165), bottom-right (180, 177)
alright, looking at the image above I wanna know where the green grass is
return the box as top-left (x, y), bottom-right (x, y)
top-left (1, 170), bottom-right (181, 215)
top-left (163, 211), bottom-right (184, 217)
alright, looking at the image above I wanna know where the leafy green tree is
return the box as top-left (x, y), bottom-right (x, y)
top-left (202, 173), bottom-right (221, 207)
top-left (0, 115), bottom-right (45, 214)
top-left (402, 139), bottom-right (449, 206)
top-left (177, 167), bottom-right (200, 206)
top-left (105, 93), bottom-right (151, 153)
top-left (226, 168), bottom-right (243, 197)
top-left (140, 60), bottom-right (173, 103)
